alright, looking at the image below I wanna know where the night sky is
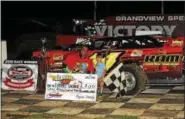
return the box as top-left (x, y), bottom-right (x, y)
top-left (1, 1), bottom-right (185, 42)
top-left (2, 1), bottom-right (185, 20)
top-left (1, 1), bottom-right (185, 56)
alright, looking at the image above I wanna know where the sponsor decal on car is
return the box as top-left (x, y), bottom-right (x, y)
top-left (171, 40), bottom-right (183, 46)
top-left (144, 54), bottom-right (181, 65)
top-left (76, 38), bottom-right (91, 45)
top-left (53, 54), bottom-right (63, 61)
top-left (131, 50), bottom-right (143, 57)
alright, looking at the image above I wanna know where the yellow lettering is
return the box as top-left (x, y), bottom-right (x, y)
top-left (172, 40), bottom-right (183, 46)
top-left (144, 54), bottom-right (181, 66)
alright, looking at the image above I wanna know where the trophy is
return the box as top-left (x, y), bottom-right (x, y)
top-left (41, 37), bottom-right (47, 58)
top-left (40, 37), bottom-right (48, 81)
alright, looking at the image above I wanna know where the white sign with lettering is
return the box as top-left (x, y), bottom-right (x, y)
top-left (2, 60), bottom-right (38, 91)
top-left (45, 73), bottom-right (98, 101)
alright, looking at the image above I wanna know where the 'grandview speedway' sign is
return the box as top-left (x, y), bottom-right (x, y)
top-left (2, 60), bottom-right (38, 91)
top-left (45, 73), bottom-right (98, 101)
top-left (90, 14), bottom-right (185, 37)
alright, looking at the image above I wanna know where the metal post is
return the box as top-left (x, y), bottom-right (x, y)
top-left (94, 1), bottom-right (97, 20)
top-left (161, 1), bottom-right (164, 14)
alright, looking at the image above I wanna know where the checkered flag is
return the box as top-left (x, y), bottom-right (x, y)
top-left (104, 63), bottom-right (127, 97)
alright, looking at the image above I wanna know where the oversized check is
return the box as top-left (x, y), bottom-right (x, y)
top-left (45, 72), bottom-right (98, 101)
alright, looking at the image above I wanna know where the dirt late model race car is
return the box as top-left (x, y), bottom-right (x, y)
top-left (32, 35), bottom-right (185, 95)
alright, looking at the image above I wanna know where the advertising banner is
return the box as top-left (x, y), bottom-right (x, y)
top-left (89, 14), bottom-right (185, 37)
top-left (2, 60), bottom-right (38, 91)
top-left (45, 72), bottom-right (98, 101)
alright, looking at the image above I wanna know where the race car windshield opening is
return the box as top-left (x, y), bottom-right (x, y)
top-left (92, 36), bottom-right (163, 50)
top-left (119, 36), bottom-right (163, 49)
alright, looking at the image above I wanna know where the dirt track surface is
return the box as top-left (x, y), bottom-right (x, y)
top-left (1, 86), bottom-right (184, 119)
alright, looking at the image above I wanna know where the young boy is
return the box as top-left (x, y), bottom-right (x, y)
top-left (95, 52), bottom-right (106, 96)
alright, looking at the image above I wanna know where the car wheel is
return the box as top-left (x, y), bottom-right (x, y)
top-left (121, 64), bottom-right (147, 95)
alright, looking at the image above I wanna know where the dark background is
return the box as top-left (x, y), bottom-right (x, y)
top-left (1, 1), bottom-right (185, 59)
top-left (2, 1), bottom-right (185, 39)
top-left (2, 1), bottom-right (185, 20)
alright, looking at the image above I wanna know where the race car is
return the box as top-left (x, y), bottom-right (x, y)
top-left (32, 35), bottom-right (184, 95)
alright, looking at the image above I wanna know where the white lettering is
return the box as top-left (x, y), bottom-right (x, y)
top-left (163, 25), bottom-right (176, 36)
top-left (168, 16), bottom-right (185, 21)
top-left (151, 25), bottom-right (163, 31)
top-left (94, 25), bottom-right (177, 37)
top-left (14, 61), bottom-right (23, 64)
top-left (115, 16), bottom-right (165, 22)
top-left (179, 16), bottom-right (184, 21)
top-left (114, 25), bottom-right (124, 37)
top-left (17, 68), bottom-right (27, 71)
top-left (108, 25), bottom-right (113, 37)
top-left (168, 16), bottom-right (173, 21)
top-left (156, 16), bottom-right (164, 21)
top-left (136, 25), bottom-right (150, 31)
top-left (94, 25), bottom-right (107, 36)
top-left (4, 60), bottom-right (13, 64)
top-left (24, 61), bottom-right (37, 64)
top-left (124, 25), bottom-right (136, 36)
top-left (116, 16), bottom-right (121, 21)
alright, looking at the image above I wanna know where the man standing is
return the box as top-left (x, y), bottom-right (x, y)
top-left (63, 45), bottom-right (94, 73)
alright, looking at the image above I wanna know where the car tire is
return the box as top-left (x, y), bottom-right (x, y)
top-left (121, 64), bottom-right (147, 95)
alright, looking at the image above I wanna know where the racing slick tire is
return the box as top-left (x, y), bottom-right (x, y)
top-left (121, 64), bottom-right (147, 95)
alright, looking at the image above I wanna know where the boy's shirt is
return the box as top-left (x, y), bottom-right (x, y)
top-left (95, 62), bottom-right (106, 78)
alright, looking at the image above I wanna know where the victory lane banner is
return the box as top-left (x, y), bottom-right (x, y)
top-left (45, 72), bottom-right (98, 101)
top-left (87, 14), bottom-right (185, 37)
top-left (2, 60), bottom-right (38, 91)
